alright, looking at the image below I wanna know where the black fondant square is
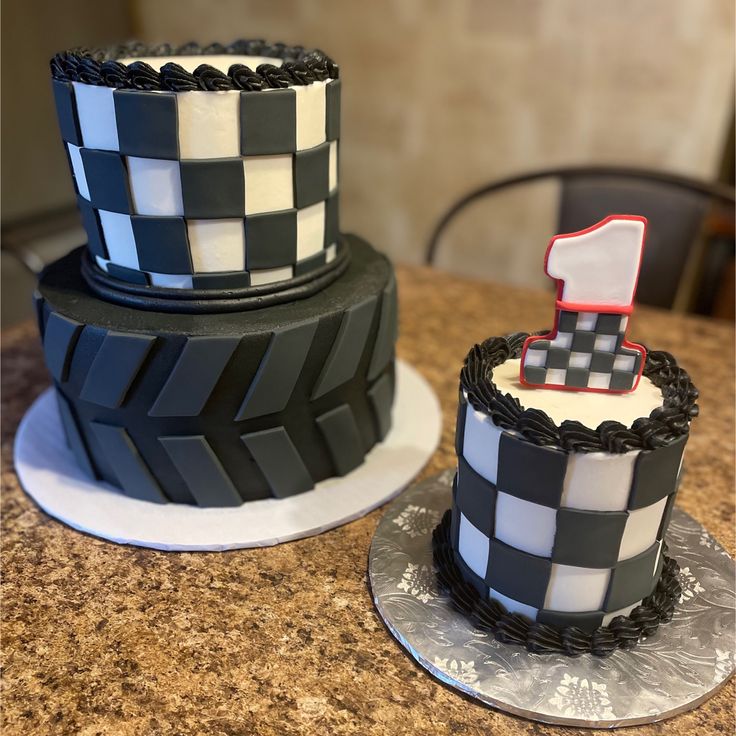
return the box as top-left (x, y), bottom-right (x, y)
top-left (628, 436), bottom-right (687, 510)
top-left (557, 310), bottom-right (578, 333)
top-left (595, 313), bottom-right (624, 335)
top-left (324, 192), bottom-right (339, 246)
top-left (131, 216), bottom-right (192, 274)
top-left (657, 493), bottom-right (676, 541)
top-left (528, 339), bottom-right (550, 351)
top-left (80, 149), bottom-right (132, 213)
top-left (106, 262), bottom-right (149, 285)
top-left (565, 367), bottom-right (590, 388)
top-left (610, 370), bottom-right (635, 391)
top-left (604, 542), bottom-right (660, 611)
top-left (245, 209), bottom-right (297, 269)
top-left (180, 158), bottom-right (245, 219)
top-left (113, 89), bottom-right (178, 159)
top-left (77, 197), bottom-right (107, 258)
top-left (294, 250), bottom-right (326, 277)
top-left (455, 400), bottom-right (468, 457)
top-left (192, 272), bottom-right (250, 289)
top-left (52, 80), bottom-right (82, 145)
top-left (456, 455), bottom-right (497, 537)
top-left (571, 331), bottom-right (596, 353)
top-left (589, 351), bottom-right (615, 373)
top-left (240, 89), bottom-right (296, 155)
top-left (497, 433), bottom-right (567, 508)
top-left (522, 365), bottom-right (547, 385)
top-left (553, 508), bottom-right (628, 568)
top-left (486, 538), bottom-right (551, 608)
top-left (547, 348), bottom-right (570, 369)
top-left (537, 609), bottom-right (604, 634)
top-left (294, 142), bottom-right (330, 209)
top-left (326, 79), bottom-right (341, 141)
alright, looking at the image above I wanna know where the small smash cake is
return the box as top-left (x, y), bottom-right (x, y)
top-left (434, 216), bottom-right (699, 656)
top-left (37, 40), bottom-right (397, 506)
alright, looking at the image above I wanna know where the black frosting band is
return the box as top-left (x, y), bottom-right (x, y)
top-left (81, 241), bottom-right (351, 314)
top-left (460, 333), bottom-right (699, 453)
top-left (433, 511), bottom-right (680, 657)
top-left (50, 40), bottom-right (338, 91)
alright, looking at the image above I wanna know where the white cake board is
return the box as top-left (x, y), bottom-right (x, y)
top-left (14, 360), bottom-right (441, 551)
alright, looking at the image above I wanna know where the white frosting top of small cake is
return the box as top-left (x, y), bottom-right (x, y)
top-left (119, 56), bottom-right (283, 73)
top-left (493, 359), bottom-right (662, 428)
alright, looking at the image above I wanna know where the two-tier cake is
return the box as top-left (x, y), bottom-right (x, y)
top-left (434, 216), bottom-right (698, 656)
top-left (37, 40), bottom-right (397, 507)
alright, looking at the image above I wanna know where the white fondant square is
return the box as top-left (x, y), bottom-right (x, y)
top-left (494, 492), bottom-right (557, 557)
top-left (97, 210), bottom-right (138, 269)
top-left (249, 266), bottom-right (294, 286)
top-left (594, 334), bottom-right (617, 353)
top-left (295, 81), bottom-right (327, 150)
top-left (601, 599), bottom-right (641, 626)
top-left (458, 513), bottom-right (490, 579)
top-left (67, 144), bottom-right (90, 200)
top-left (489, 589), bottom-right (538, 620)
top-left (568, 351), bottom-right (592, 369)
top-left (462, 406), bottom-right (503, 485)
top-left (546, 368), bottom-right (567, 385)
top-left (620, 316), bottom-right (629, 331)
top-left (588, 372), bottom-right (611, 390)
top-left (544, 564), bottom-right (610, 612)
top-left (524, 349), bottom-right (547, 368)
top-left (149, 273), bottom-right (193, 289)
top-left (325, 243), bottom-right (337, 262)
top-left (553, 331), bottom-right (573, 349)
top-left (297, 201), bottom-right (325, 260)
top-left (576, 312), bottom-right (597, 331)
top-left (613, 354), bottom-right (636, 372)
top-left (127, 157), bottom-right (183, 216)
top-left (618, 497), bottom-right (668, 560)
top-left (329, 141), bottom-right (338, 192)
top-left (187, 219), bottom-right (245, 272)
top-left (243, 155), bottom-right (294, 215)
top-left (176, 90), bottom-right (240, 159)
top-left (73, 83), bottom-right (119, 151)
top-left (561, 450), bottom-right (638, 511)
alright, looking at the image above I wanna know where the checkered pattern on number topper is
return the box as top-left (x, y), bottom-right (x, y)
top-left (520, 215), bottom-right (648, 394)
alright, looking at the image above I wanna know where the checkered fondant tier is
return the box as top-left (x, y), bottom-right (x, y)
top-left (54, 78), bottom-right (341, 286)
top-left (452, 397), bottom-right (686, 631)
top-left (75, 188), bottom-right (339, 289)
top-left (522, 310), bottom-right (645, 392)
top-left (53, 79), bottom-right (340, 158)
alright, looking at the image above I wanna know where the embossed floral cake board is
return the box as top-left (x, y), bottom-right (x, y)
top-left (369, 470), bottom-right (735, 728)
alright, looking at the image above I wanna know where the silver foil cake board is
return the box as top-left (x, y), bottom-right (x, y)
top-left (369, 470), bottom-right (735, 729)
top-left (14, 360), bottom-right (441, 551)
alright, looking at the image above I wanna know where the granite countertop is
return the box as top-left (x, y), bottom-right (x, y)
top-left (2, 265), bottom-right (734, 735)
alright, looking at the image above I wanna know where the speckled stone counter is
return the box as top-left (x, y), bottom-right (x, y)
top-left (2, 266), bottom-right (734, 736)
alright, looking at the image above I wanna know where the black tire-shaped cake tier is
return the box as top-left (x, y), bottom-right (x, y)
top-left (36, 235), bottom-right (397, 507)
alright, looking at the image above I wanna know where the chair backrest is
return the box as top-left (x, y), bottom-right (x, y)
top-left (427, 166), bottom-right (735, 309)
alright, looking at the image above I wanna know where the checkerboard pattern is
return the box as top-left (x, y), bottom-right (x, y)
top-left (54, 79), bottom-right (341, 289)
top-left (521, 310), bottom-right (644, 391)
top-left (452, 398), bottom-right (686, 632)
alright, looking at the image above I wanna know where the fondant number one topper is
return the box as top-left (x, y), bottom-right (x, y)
top-left (520, 215), bottom-right (647, 394)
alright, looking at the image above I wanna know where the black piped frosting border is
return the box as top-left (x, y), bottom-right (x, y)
top-left (461, 332), bottom-right (699, 453)
top-left (50, 39), bottom-right (338, 91)
top-left (433, 511), bottom-right (681, 657)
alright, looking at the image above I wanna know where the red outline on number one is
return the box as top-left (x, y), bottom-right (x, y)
top-left (519, 214), bottom-right (648, 395)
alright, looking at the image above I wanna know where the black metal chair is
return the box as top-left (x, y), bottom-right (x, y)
top-left (426, 166), bottom-right (735, 311)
